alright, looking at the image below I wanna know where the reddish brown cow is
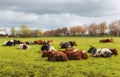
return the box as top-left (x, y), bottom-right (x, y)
top-left (34, 40), bottom-right (53, 45)
top-left (64, 48), bottom-right (88, 60)
top-left (76, 50), bottom-right (88, 59)
top-left (66, 51), bottom-right (82, 60)
top-left (34, 40), bottom-right (43, 44)
top-left (99, 38), bottom-right (113, 43)
top-left (41, 51), bottom-right (68, 61)
top-left (109, 48), bottom-right (118, 55)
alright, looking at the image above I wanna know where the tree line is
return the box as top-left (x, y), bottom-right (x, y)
top-left (43, 20), bottom-right (120, 37)
top-left (11, 24), bottom-right (42, 37)
top-left (10, 20), bottom-right (120, 37)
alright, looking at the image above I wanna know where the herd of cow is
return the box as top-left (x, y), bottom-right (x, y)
top-left (2, 38), bottom-right (118, 62)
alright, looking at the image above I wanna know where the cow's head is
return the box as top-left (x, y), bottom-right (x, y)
top-left (109, 48), bottom-right (118, 55)
top-left (88, 45), bottom-right (97, 54)
top-left (23, 44), bottom-right (27, 49)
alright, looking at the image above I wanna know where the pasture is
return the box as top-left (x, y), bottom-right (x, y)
top-left (0, 37), bottom-right (120, 77)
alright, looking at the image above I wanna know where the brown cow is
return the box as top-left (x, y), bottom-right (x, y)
top-left (41, 51), bottom-right (68, 61)
top-left (76, 50), bottom-right (88, 59)
top-left (64, 50), bottom-right (82, 60)
top-left (99, 38), bottom-right (113, 43)
top-left (109, 48), bottom-right (118, 55)
top-left (34, 40), bottom-right (44, 44)
top-left (34, 40), bottom-right (53, 45)
top-left (64, 48), bottom-right (88, 60)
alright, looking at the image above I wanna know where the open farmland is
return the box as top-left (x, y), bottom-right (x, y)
top-left (0, 37), bottom-right (120, 77)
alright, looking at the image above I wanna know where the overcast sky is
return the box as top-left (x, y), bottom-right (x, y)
top-left (0, 0), bottom-right (120, 33)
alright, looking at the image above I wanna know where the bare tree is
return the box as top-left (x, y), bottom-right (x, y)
top-left (87, 23), bottom-right (98, 36)
top-left (44, 31), bottom-right (51, 36)
top-left (109, 20), bottom-right (120, 36)
top-left (80, 25), bottom-right (86, 36)
top-left (97, 22), bottom-right (107, 36)
top-left (55, 28), bottom-right (61, 36)
top-left (60, 27), bottom-right (69, 36)
top-left (69, 26), bottom-right (81, 36)
top-left (69, 27), bottom-right (76, 36)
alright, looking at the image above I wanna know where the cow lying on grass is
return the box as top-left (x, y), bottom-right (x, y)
top-left (41, 42), bottom-right (56, 53)
top-left (64, 48), bottom-right (88, 60)
top-left (99, 38), bottom-right (113, 43)
top-left (33, 40), bottom-right (53, 45)
top-left (41, 48), bottom-right (88, 61)
top-left (18, 44), bottom-right (30, 49)
top-left (60, 41), bottom-right (77, 48)
top-left (41, 51), bottom-right (68, 61)
top-left (2, 40), bottom-right (21, 46)
top-left (88, 45), bottom-right (118, 57)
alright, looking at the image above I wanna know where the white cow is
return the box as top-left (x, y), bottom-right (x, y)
top-left (18, 44), bottom-right (30, 49)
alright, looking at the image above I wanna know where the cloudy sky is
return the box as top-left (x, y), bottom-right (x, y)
top-left (0, 0), bottom-right (120, 33)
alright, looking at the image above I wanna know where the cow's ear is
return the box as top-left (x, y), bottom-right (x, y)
top-left (90, 45), bottom-right (92, 47)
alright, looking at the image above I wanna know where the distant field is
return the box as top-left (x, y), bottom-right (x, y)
top-left (0, 37), bottom-right (120, 77)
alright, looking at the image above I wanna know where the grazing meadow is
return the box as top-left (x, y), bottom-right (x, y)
top-left (0, 37), bottom-right (120, 77)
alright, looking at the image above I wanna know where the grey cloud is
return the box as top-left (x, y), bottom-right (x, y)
top-left (0, 0), bottom-right (120, 33)
top-left (0, 0), bottom-right (119, 17)
top-left (0, 10), bottom-right (119, 31)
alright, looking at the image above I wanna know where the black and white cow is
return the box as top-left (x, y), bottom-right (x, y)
top-left (87, 45), bottom-right (118, 58)
top-left (2, 40), bottom-right (21, 46)
top-left (41, 43), bottom-right (56, 53)
top-left (60, 41), bottom-right (77, 48)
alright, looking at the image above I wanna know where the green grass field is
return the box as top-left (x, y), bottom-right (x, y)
top-left (0, 37), bottom-right (120, 77)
